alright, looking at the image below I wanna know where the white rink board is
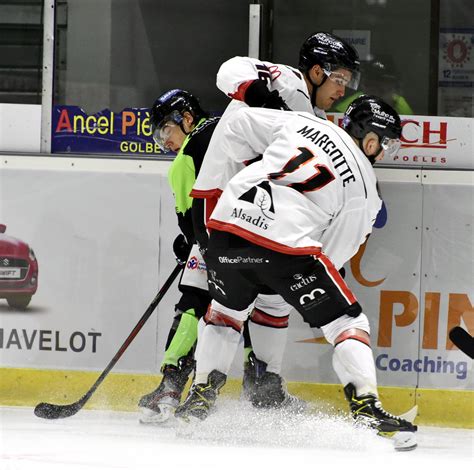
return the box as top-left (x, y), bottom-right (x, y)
top-left (0, 156), bottom-right (472, 392)
top-left (0, 158), bottom-right (180, 374)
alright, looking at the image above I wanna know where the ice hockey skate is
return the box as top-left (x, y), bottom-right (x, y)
top-left (250, 354), bottom-right (307, 413)
top-left (241, 351), bottom-right (265, 401)
top-left (138, 359), bottom-right (194, 424)
top-left (344, 383), bottom-right (418, 451)
top-left (174, 369), bottom-right (227, 424)
top-left (241, 360), bottom-right (256, 401)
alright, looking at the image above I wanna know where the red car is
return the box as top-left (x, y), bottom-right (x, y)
top-left (0, 224), bottom-right (38, 309)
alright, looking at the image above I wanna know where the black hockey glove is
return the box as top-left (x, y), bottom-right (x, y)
top-left (244, 79), bottom-right (291, 111)
top-left (173, 234), bottom-right (191, 265)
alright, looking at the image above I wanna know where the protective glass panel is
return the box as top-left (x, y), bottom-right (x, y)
top-left (0, 0), bottom-right (43, 104)
top-left (271, 0), bottom-right (473, 117)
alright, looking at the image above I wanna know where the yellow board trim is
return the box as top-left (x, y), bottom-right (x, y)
top-left (0, 367), bottom-right (472, 428)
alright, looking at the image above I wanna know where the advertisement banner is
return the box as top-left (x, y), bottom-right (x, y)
top-left (438, 28), bottom-right (474, 117)
top-left (329, 113), bottom-right (473, 169)
top-left (50, 106), bottom-right (472, 171)
top-left (0, 163), bottom-right (180, 374)
top-left (51, 105), bottom-right (170, 158)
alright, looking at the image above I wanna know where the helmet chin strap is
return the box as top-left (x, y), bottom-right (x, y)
top-left (306, 69), bottom-right (327, 107)
top-left (178, 114), bottom-right (195, 136)
top-left (179, 122), bottom-right (190, 135)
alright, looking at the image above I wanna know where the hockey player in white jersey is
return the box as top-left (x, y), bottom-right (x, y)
top-left (177, 95), bottom-right (418, 450)
top-left (191, 32), bottom-right (360, 407)
top-left (192, 32), bottom-right (360, 204)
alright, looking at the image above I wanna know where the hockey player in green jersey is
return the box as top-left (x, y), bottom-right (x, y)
top-left (138, 89), bottom-right (219, 424)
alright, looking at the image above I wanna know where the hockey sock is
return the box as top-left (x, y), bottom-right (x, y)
top-left (332, 338), bottom-right (378, 397)
top-left (249, 321), bottom-right (287, 374)
top-left (194, 323), bottom-right (241, 384)
top-left (161, 309), bottom-right (198, 369)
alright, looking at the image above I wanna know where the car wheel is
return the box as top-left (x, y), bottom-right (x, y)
top-left (6, 295), bottom-right (32, 310)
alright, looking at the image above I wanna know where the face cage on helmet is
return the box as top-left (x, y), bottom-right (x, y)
top-left (323, 63), bottom-right (360, 90)
top-left (380, 135), bottom-right (401, 158)
top-left (151, 110), bottom-right (183, 152)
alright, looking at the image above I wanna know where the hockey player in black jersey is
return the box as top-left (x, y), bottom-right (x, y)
top-left (176, 95), bottom-right (417, 451)
top-left (138, 89), bottom-right (219, 424)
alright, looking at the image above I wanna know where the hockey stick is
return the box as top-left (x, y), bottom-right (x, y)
top-left (399, 404), bottom-right (418, 423)
top-left (34, 263), bottom-right (184, 420)
top-left (449, 326), bottom-right (474, 359)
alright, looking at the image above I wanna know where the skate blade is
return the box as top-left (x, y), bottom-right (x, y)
top-left (393, 431), bottom-right (418, 451)
top-left (399, 404), bottom-right (418, 423)
top-left (138, 404), bottom-right (175, 425)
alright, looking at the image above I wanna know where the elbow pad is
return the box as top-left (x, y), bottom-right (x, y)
top-left (244, 79), bottom-right (291, 111)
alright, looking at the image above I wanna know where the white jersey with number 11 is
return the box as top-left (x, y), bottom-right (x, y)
top-left (207, 107), bottom-right (382, 270)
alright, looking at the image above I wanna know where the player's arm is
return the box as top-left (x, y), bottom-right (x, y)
top-left (187, 123), bottom-right (218, 251)
top-left (191, 197), bottom-right (208, 251)
top-left (319, 201), bottom-right (377, 270)
top-left (216, 56), bottom-right (290, 110)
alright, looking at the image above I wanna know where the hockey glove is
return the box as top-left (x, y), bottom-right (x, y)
top-left (173, 234), bottom-right (192, 265)
top-left (244, 79), bottom-right (291, 111)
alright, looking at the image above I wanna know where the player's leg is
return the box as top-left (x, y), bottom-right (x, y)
top-left (321, 313), bottom-right (417, 440)
top-left (175, 299), bottom-right (255, 422)
top-left (241, 295), bottom-right (289, 401)
top-left (246, 294), bottom-right (305, 411)
top-left (265, 251), bottom-right (416, 445)
top-left (175, 231), bottom-right (261, 422)
top-left (307, 254), bottom-right (416, 439)
top-left (193, 197), bottom-right (258, 400)
top-left (249, 294), bottom-right (290, 374)
top-left (138, 308), bottom-right (197, 423)
top-left (139, 245), bottom-right (210, 423)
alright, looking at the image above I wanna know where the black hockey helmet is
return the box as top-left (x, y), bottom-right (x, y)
top-left (149, 89), bottom-right (207, 150)
top-left (298, 32), bottom-right (361, 90)
top-left (343, 95), bottom-right (401, 139)
top-left (150, 89), bottom-right (206, 130)
top-left (342, 95), bottom-right (402, 162)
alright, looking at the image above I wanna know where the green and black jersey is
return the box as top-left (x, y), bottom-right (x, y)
top-left (167, 116), bottom-right (219, 244)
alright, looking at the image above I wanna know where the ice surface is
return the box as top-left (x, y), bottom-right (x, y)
top-left (0, 402), bottom-right (472, 470)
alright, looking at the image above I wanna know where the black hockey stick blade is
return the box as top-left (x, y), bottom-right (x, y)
top-left (34, 263), bottom-right (183, 420)
top-left (449, 326), bottom-right (474, 359)
top-left (34, 399), bottom-right (85, 420)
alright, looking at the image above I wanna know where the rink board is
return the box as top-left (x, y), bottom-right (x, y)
top-left (0, 156), bottom-right (472, 427)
